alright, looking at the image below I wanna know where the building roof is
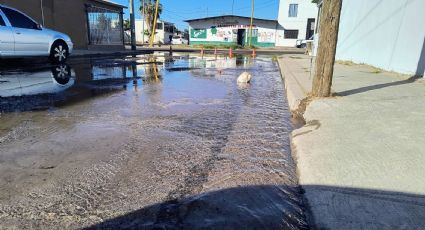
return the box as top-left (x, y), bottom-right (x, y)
top-left (185, 15), bottom-right (277, 23)
top-left (91, 0), bottom-right (127, 9)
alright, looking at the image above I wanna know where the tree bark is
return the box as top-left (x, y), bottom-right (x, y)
top-left (312, 0), bottom-right (343, 97)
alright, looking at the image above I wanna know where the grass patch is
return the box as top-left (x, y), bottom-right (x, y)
top-left (336, 60), bottom-right (356, 66)
top-left (289, 56), bottom-right (303, 59)
top-left (337, 60), bottom-right (383, 74)
top-left (369, 67), bottom-right (383, 74)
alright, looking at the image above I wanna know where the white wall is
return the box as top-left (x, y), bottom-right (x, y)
top-left (135, 19), bottom-right (148, 44)
top-left (277, 0), bottom-right (318, 47)
top-left (135, 19), bottom-right (171, 44)
top-left (188, 16), bottom-right (280, 46)
top-left (336, 0), bottom-right (425, 75)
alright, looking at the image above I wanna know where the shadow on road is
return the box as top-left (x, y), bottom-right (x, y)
top-left (83, 185), bottom-right (425, 230)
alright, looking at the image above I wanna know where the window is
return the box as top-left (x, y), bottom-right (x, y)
top-left (156, 23), bottom-right (163, 30)
top-left (284, 30), bottom-right (299, 39)
top-left (288, 4), bottom-right (298, 17)
top-left (164, 24), bottom-right (174, 33)
top-left (0, 7), bottom-right (37, 29)
top-left (0, 15), bottom-right (5, 26)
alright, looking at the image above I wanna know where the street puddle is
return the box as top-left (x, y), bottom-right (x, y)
top-left (0, 53), bottom-right (308, 229)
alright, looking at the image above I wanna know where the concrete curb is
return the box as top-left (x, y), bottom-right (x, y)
top-left (277, 55), bottom-right (313, 112)
top-left (71, 48), bottom-right (306, 59)
top-left (70, 50), bottom-right (154, 58)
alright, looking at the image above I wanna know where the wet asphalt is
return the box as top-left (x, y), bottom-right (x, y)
top-left (0, 53), bottom-right (309, 229)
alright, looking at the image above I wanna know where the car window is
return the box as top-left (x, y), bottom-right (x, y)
top-left (0, 7), bottom-right (37, 29)
top-left (0, 14), bottom-right (5, 26)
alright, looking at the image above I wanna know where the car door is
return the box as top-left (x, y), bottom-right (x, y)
top-left (0, 10), bottom-right (14, 56)
top-left (0, 6), bottom-right (50, 56)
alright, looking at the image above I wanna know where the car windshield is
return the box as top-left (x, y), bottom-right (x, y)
top-left (0, 14), bottom-right (5, 26)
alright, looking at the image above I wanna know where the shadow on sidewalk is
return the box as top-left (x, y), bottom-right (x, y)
top-left (334, 75), bottom-right (422, 97)
top-left (82, 185), bottom-right (425, 229)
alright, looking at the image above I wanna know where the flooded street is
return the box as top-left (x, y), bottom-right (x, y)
top-left (0, 54), bottom-right (308, 229)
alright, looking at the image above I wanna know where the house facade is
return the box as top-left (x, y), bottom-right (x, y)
top-left (277, 0), bottom-right (318, 47)
top-left (185, 15), bottom-right (282, 48)
top-left (0, 0), bottom-right (126, 49)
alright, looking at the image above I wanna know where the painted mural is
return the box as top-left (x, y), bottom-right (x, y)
top-left (209, 27), bottom-right (235, 42)
top-left (188, 17), bottom-right (281, 47)
top-left (191, 29), bottom-right (207, 39)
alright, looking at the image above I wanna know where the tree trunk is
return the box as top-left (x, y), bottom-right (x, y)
top-left (312, 0), bottom-right (343, 97)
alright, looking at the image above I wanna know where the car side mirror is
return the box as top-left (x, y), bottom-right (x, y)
top-left (36, 24), bottom-right (43, 30)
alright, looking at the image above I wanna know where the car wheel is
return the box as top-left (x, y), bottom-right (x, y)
top-left (51, 64), bottom-right (71, 85)
top-left (50, 41), bottom-right (69, 64)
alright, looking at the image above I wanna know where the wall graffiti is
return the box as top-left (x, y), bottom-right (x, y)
top-left (208, 27), bottom-right (234, 42)
top-left (191, 29), bottom-right (207, 39)
top-left (258, 31), bottom-right (275, 43)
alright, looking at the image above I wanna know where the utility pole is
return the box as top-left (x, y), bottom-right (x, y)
top-left (312, 0), bottom-right (342, 97)
top-left (141, 0), bottom-right (145, 45)
top-left (248, 0), bottom-right (255, 47)
top-left (149, 0), bottom-right (160, 47)
top-left (40, 0), bottom-right (45, 26)
top-left (129, 0), bottom-right (136, 50)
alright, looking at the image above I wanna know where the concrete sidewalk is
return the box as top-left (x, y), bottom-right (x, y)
top-left (279, 55), bottom-right (425, 229)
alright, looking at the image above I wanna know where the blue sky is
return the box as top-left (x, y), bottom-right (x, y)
top-left (113, 0), bottom-right (280, 30)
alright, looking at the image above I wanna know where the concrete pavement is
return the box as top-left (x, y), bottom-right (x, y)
top-left (279, 55), bottom-right (425, 229)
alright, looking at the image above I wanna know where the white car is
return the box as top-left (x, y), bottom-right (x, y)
top-left (0, 4), bottom-right (73, 63)
top-left (171, 35), bottom-right (188, 45)
top-left (296, 35), bottom-right (314, 48)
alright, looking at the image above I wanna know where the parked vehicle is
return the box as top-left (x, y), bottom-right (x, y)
top-left (296, 35), bottom-right (314, 48)
top-left (171, 35), bottom-right (188, 45)
top-left (0, 4), bottom-right (73, 63)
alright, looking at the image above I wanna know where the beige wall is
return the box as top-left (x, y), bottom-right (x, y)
top-left (0, 0), bottom-right (124, 49)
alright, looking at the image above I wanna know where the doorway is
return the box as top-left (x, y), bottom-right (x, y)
top-left (306, 18), bottom-right (315, 39)
top-left (237, 29), bottom-right (246, 46)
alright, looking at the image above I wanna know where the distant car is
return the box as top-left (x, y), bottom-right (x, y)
top-left (296, 35), bottom-right (314, 48)
top-left (0, 4), bottom-right (73, 63)
top-left (171, 35), bottom-right (188, 45)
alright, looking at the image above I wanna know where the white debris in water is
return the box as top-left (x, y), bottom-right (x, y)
top-left (237, 72), bottom-right (252, 84)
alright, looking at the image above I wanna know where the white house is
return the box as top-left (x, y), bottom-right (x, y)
top-left (335, 0), bottom-right (425, 76)
top-left (134, 19), bottom-right (175, 44)
top-left (277, 0), bottom-right (318, 47)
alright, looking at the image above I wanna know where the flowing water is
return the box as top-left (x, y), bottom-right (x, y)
top-left (0, 53), bottom-right (308, 229)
